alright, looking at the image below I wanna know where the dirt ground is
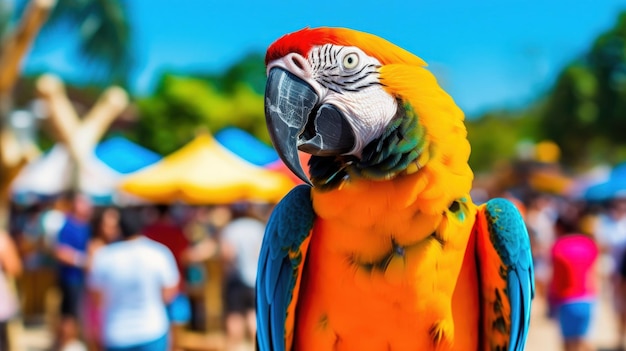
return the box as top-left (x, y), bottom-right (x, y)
top-left (13, 291), bottom-right (623, 351)
top-left (526, 290), bottom-right (621, 351)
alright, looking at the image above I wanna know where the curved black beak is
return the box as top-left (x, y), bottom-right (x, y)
top-left (265, 67), bottom-right (356, 185)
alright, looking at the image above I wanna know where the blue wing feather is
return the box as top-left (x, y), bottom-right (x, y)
top-left (256, 185), bottom-right (315, 351)
top-left (481, 198), bottom-right (535, 351)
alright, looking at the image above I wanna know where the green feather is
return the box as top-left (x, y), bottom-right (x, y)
top-left (310, 100), bottom-right (429, 188)
top-left (354, 101), bottom-right (426, 179)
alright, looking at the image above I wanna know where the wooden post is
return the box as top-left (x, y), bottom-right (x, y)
top-left (36, 74), bottom-right (128, 191)
top-left (0, 0), bottom-right (56, 229)
top-left (0, 0), bottom-right (57, 95)
top-left (0, 2), bottom-right (57, 347)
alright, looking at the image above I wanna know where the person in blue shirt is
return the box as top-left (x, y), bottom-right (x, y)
top-left (53, 192), bottom-right (93, 350)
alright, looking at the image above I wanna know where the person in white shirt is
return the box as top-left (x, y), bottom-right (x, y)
top-left (88, 208), bottom-right (179, 351)
top-left (221, 203), bottom-right (267, 351)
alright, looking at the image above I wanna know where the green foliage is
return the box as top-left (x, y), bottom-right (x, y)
top-left (466, 110), bottom-right (541, 172)
top-left (469, 11), bottom-right (626, 171)
top-left (537, 12), bottom-right (626, 167)
top-left (219, 52), bottom-right (267, 95)
top-left (538, 64), bottom-right (601, 166)
top-left (35, 0), bottom-right (133, 86)
top-left (0, 1), bottom-right (10, 40)
top-left (132, 60), bottom-right (268, 155)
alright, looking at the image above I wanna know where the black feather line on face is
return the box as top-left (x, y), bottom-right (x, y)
top-left (325, 64), bottom-right (372, 79)
top-left (334, 46), bottom-right (343, 61)
top-left (308, 155), bottom-right (354, 191)
top-left (323, 45), bottom-right (331, 67)
top-left (314, 48), bottom-right (321, 71)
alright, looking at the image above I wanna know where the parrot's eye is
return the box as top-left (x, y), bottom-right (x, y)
top-left (342, 53), bottom-right (359, 70)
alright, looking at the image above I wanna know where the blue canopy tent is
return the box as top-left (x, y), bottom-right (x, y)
top-left (215, 127), bottom-right (278, 166)
top-left (95, 136), bottom-right (162, 174)
top-left (585, 162), bottom-right (626, 201)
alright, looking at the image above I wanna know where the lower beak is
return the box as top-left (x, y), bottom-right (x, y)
top-left (265, 67), bottom-right (356, 185)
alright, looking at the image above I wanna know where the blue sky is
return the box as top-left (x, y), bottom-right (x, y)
top-left (23, 0), bottom-right (626, 117)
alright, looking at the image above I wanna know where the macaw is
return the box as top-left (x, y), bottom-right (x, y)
top-left (257, 27), bottom-right (534, 351)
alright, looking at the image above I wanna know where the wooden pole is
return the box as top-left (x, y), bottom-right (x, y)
top-left (0, 0), bottom-right (56, 229)
top-left (0, 0), bottom-right (57, 95)
top-left (0, 3), bottom-right (57, 345)
top-left (36, 74), bottom-right (128, 192)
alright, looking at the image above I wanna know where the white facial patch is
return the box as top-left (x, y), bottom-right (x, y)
top-left (323, 86), bottom-right (397, 156)
top-left (307, 45), bottom-right (398, 156)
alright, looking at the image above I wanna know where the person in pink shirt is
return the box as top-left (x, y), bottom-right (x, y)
top-left (549, 215), bottom-right (599, 351)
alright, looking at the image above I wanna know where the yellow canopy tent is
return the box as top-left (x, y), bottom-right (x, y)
top-left (119, 133), bottom-right (295, 204)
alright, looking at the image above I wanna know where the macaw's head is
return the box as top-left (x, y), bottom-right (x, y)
top-left (265, 27), bottom-right (472, 190)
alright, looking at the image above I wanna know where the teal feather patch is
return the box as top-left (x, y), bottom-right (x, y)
top-left (447, 197), bottom-right (468, 222)
top-left (481, 198), bottom-right (535, 351)
top-left (353, 101), bottom-right (427, 179)
top-left (308, 101), bottom-right (427, 189)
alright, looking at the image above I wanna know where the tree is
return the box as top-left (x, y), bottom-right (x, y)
top-left (132, 54), bottom-right (269, 155)
top-left (539, 64), bottom-right (604, 166)
top-left (28, 0), bottom-right (133, 86)
top-left (467, 11), bottom-right (626, 172)
top-left (0, 0), bottom-right (56, 229)
top-left (538, 12), bottom-right (626, 167)
top-left (0, 1), bottom-right (10, 39)
top-left (0, 0), bottom-right (132, 228)
top-left (466, 109), bottom-right (541, 172)
top-left (133, 73), bottom-right (267, 155)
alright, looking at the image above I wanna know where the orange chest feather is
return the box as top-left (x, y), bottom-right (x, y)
top-left (292, 177), bottom-right (478, 351)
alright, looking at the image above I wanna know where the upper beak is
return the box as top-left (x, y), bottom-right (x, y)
top-left (265, 67), bottom-right (356, 185)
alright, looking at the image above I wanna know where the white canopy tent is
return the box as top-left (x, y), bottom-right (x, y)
top-left (11, 144), bottom-right (122, 203)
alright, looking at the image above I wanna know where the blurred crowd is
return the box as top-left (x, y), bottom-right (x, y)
top-left (2, 183), bottom-right (626, 351)
top-left (522, 192), bottom-right (626, 351)
top-left (0, 192), bottom-right (270, 351)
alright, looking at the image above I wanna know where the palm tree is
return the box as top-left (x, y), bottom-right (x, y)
top-left (0, 1), bottom-right (10, 40)
top-left (38, 0), bottom-right (133, 86)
